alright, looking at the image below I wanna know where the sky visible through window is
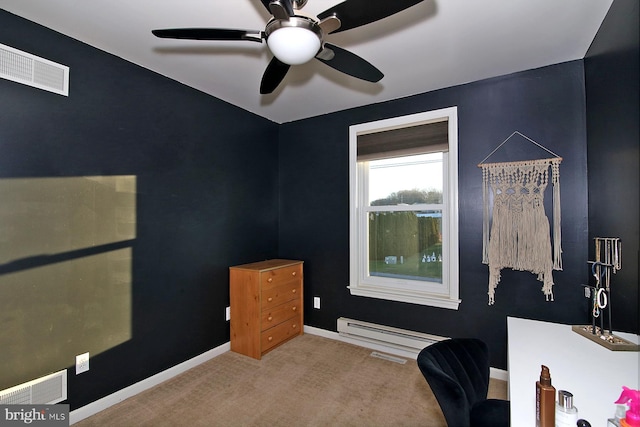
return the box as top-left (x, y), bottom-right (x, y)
top-left (368, 153), bottom-right (443, 202)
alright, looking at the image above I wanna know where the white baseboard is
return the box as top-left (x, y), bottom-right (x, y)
top-left (69, 342), bottom-right (230, 424)
top-left (490, 367), bottom-right (509, 382)
top-left (71, 326), bottom-right (508, 423)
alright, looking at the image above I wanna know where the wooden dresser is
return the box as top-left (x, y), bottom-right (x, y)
top-left (229, 259), bottom-right (303, 359)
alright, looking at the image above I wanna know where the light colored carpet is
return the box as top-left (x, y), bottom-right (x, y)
top-left (74, 334), bottom-right (507, 426)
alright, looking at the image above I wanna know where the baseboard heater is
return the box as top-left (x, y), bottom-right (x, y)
top-left (337, 317), bottom-right (447, 354)
top-left (0, 370), bottom-right (67, 405)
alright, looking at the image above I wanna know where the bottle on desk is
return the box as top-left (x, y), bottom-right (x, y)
top-left (607, 405), bottom-right (627, 426)
top-left (537, 365), bottom-right (556, 427)
top-left (555, 390), bottom-right (578, 426)
top-left (614, 387), bottom-right (640, 427)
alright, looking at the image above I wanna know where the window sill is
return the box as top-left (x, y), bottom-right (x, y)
top-left (347, 285), bottom-right (461, 310)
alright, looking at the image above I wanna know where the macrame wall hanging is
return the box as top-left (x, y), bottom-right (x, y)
top-left (479, 131), bottom-right (563, 305)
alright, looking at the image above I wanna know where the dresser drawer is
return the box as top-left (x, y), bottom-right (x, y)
top-left (261, 316), bottom-right (301, 353)
top-left (260, 263), bottom-right (302, 290)
top-left (261, 298), bottom-right (301, 331)
top-left (261, 281), bottom-right (301, 309)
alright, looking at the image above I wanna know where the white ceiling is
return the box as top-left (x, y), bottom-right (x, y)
top-left (2, 0), bottom-right (612, 123)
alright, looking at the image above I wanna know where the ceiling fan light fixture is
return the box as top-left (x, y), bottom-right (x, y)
top-left (266, 17), bottom-right (322, 65)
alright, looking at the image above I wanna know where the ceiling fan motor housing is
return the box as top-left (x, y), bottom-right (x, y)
top-left (292, 0), bottom-right (308, 9)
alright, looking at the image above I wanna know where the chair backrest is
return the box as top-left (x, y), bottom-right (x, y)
top-left (417, 338), bottom-right (490, 427)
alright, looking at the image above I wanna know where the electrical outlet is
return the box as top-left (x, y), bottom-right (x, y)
top-left (313, 297), bottom-right (321, 309)
top-left (75, 352), bottom-right (89, 374)
top-left (225, 306), bottom-right (230, 321)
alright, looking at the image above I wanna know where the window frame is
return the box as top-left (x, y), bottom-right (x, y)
top-left (348, 107), bottom-right (461, 310)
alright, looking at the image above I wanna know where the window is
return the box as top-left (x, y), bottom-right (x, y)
top-left (349, 107), bottom-right (460, 309)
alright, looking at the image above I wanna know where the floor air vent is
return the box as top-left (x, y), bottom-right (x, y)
top-left (370, 351), bottom-right (407, 364)
top-left (0, 43), bottom-right (69, 96)
top-left (337, 317), bottom-right (446, 354)
top-left (0, 370), bottom-right (67, 405)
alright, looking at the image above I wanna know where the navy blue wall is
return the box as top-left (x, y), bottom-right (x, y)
top-left (1, 0), bottom-right (637, 411)
top-left (0, 11), bottom-right (279, 409)
top-left (279, 61), bottom-right (591, 369)
top-left (585, 0), bottom-right (639, 334)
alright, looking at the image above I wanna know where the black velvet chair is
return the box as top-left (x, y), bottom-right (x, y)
top-left (417, 338), bottom-right (510, 427)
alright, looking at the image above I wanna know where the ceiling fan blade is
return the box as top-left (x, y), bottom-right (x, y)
top-left (315, 43), bottom-right (383, 82)
top-left (152, 28), bottom-right (264, 43)
top-left (317, 0), bottom-right (424, 34)
top-left (260, 56), bottom-right (291, 94)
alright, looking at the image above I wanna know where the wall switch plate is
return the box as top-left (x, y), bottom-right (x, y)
top-left (225, 306), bottom-right (230, 321)
top-left (313, 297), bottom-right (321, 309)
top-left (76, 352), bottom-right (89, 374)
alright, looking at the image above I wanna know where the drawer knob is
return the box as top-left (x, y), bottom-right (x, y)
top-left (292, 271), bottom-right (296, 276)
top-left (292, 289), bottom-right (296, 293)
top-left (268, 316), bottom-right (273, 321)
top-left (292, 306), bottom-right (297, 311)
top-left (292, 324), bottom-right (297, 329)
top-left (267, 297), bottom-right (273, 302)
top-left (268, 336), bottom-right (273, 342)
top-left (267, 277), bottom-right (273, 283)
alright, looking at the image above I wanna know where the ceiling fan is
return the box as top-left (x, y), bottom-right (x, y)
top-left (152, 0), bottom-right (425, 94)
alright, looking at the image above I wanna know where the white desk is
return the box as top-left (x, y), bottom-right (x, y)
top-left (507, 317), bottom-right (639, 427)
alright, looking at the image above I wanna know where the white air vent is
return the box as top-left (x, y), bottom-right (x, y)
top-left (0, 370), bottom-right (67, 405)
top-left (0, 43), bottom-right (69, 96)
top-left (337, 317), bottom-right (446, 354)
